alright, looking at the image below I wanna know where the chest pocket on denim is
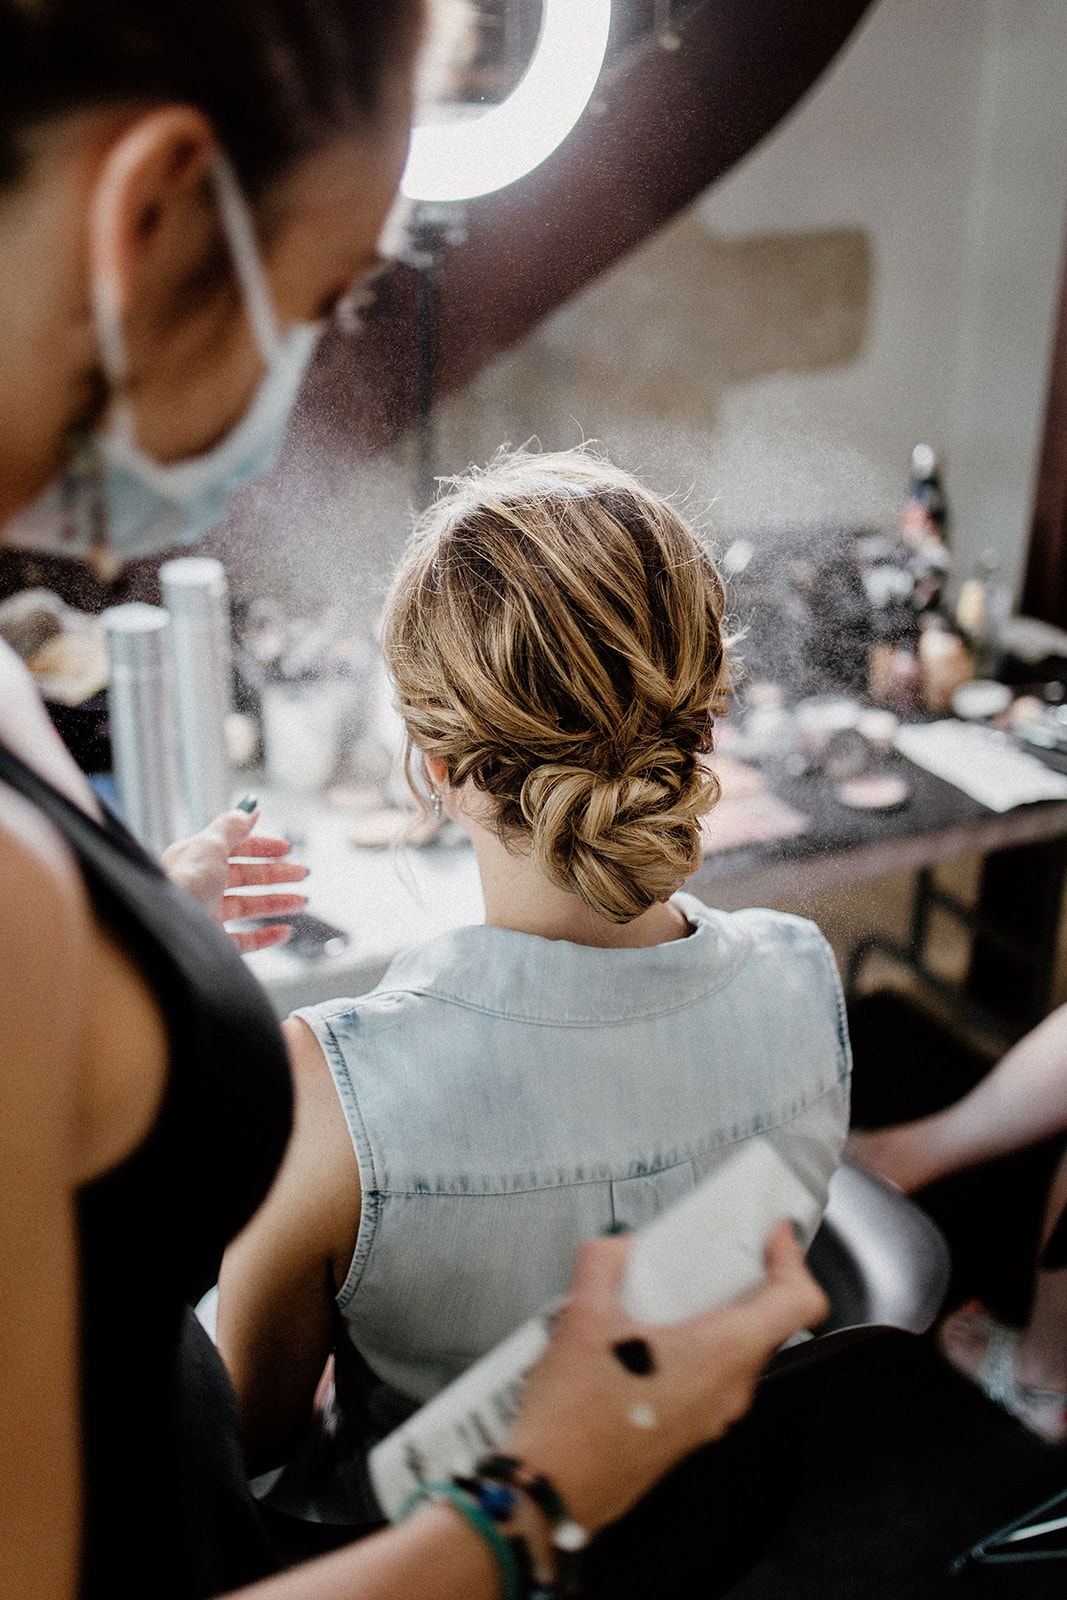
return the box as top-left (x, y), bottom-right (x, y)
top-left (610, 1161), bottom-right (695, 1231)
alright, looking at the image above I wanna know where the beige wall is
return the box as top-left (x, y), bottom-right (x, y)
top-left (434, 0), bottom-right (1067, 590)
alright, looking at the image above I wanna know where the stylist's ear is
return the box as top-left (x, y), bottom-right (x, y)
top-left (89, 106), bottom-right (219, 363)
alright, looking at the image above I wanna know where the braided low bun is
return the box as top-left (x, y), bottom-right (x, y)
top-left (383, 446), bottom-right (732, 923)
top-left (521, 759), bottom-right (719, 922)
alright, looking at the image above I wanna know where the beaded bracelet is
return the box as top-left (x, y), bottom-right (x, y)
top-left (457, 1475), bottom-right (555, 1595)
top-left (475, 1455), bottom-right (589, 1597)
top-left (399, 1479), bottom-right (522, 1600)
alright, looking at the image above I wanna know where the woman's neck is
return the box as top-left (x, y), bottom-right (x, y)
top-left (469, 823), bottom-right (691, 949)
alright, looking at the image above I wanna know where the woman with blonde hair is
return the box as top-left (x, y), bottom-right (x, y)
top-left (217, 448), bottom-right (851, 1539)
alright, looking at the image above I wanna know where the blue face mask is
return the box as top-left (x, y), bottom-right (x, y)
top-left (6, 155), bottom-right (322, 570)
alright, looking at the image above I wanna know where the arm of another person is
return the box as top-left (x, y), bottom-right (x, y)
top-left (853, 1002), bottom-right (1067, 1193)
top-left (217, 1017), bottom-right (360, 1472)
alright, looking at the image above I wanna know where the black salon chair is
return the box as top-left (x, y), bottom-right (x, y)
top-left (197, 1160), bottom-right (952, 1586)
top-left (585, 1162), bottom-right (951, 1598)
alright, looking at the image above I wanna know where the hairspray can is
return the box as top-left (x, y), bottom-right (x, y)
top-left (103, 603), bottom-right (184, 856)
top-left (160, 556), bottom-right (234, 828)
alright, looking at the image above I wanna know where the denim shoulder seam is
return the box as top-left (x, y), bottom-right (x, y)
top-left (811, 929), bottom-right (852, 1084)
top-left (306, 1015), bottom-right (382, 1312)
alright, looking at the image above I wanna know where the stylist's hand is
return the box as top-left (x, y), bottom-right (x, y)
top-left (162, 805), bottom-right (309, 952)
top-left (505, 1220), bottom-right (827, 1536)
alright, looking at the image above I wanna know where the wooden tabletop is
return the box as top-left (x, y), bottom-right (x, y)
top-left (693, 755), bottom-right (1067, 910)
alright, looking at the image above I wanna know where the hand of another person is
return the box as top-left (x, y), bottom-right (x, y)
top-left (162, 805), bottom-right (309, 952)
top-left (505, 1220), bottom-right (828, 1536)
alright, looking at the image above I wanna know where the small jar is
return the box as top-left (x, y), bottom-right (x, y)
top-left (918, 625), bottom-right (974, 714)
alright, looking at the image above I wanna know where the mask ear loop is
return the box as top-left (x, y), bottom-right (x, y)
top-left (208, 152), bottom-right (283, 365)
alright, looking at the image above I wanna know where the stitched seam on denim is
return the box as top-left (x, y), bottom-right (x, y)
top-left (356, 901), bottom-right (753, 1023)
top-left (375, 1082), bottom-right (848, 1197)
top-left (359, 936), bottom-right (752, 1027)
top-left (337, 914), bottom-right (835, 1027)
top-left (304, 1015), bottom-right (381, 1312)
top-left (811, 930), bottom-right (852, 1085)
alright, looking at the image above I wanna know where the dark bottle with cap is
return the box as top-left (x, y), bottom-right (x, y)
top-left (898, 444), bottom-right (950, 616)
top-left (900, 444), bottom-right (948, 547)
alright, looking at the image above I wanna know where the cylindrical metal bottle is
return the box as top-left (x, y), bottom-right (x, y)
top-left (160, 556), bottom-right (234, 829)
top-left (103, 603), bottom-right (184, 856)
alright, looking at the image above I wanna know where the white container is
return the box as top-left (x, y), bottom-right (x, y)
top-left (951, 679), bottom-right (1013, 722)
top-left (261, 677), bottom-right (352, 795)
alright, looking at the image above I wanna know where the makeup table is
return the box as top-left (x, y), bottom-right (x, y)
top-left (245, 758), bottom-right (1067, 1041)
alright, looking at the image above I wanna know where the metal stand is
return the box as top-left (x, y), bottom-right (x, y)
top-left (950, 1486), bottom-right (1067, 1572)
top-left (402, 203), bottom-right (467, 506)
top-left (847, 839), bottom-right (1067, 1048)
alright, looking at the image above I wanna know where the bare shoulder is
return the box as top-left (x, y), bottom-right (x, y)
top-left (0, 784), bottom-right (86, 1002)
top-left (282, 1014), bottom-right (334, 1082)
top-left (0, 782), bottom-right (169, 1183)
top-left (280, 1016), bottom-right (360, 1273)
top-left (281, 1016), bottom-right (355, 1170)
top-left (281, 1015), bottom-right (355, 1163)
top-left (0, 786), bottom-right (87, 1193)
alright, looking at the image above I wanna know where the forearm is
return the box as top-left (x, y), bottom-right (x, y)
top-left (232, 1503), bottom-right (500, 1600)
top-left (911, 1004), bottom-right (1067, 1180)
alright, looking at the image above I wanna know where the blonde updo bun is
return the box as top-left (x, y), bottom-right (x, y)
top-left (383, 446), bottom-right (732, 923)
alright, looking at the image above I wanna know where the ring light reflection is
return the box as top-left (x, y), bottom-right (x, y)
top-left (401, 0), bottom-right (613, 204)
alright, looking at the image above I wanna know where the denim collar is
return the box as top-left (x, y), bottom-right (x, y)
top-left (375, 892), bottom-right (752, 1025)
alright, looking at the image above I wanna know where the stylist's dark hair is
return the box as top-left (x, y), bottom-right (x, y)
top-left (0, 0), bottom-right (423, 194)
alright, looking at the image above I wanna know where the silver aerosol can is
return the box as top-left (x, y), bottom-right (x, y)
top-left (103, 603), bottom-right (185, 856)
top-left (160, 556), bottom-right (234, 828)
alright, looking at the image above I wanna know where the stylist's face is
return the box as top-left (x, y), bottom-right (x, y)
top-left (0, 65), bottom-right (414, 527)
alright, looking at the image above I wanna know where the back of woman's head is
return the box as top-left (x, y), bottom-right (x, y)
top-left (0, 0), bottom-right (424, 194)
top-left (383, 447), bottom-right (732, 923)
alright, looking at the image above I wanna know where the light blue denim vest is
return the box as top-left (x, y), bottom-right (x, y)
top-left (294, 893), bottom-right (850, 1437)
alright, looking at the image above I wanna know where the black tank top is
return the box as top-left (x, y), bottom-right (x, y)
top-left (0, 746), bottom-right (293, 1600)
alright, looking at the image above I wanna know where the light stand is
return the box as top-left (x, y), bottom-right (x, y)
top-left (402, 204), bottom-right (467, 505)
top-left (397, 0), bottom-right (612, 501)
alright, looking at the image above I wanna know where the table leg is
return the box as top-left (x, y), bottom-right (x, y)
top-left (965, 839), bottom-right (1067, 1036)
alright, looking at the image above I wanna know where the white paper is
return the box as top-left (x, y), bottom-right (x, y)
top-left (894, 720), bottom-right (1067, 813)
top-left (369, 1139), bottom-right (819, 1519)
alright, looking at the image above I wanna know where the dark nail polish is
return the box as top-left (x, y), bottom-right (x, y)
top-left (612, 1337), bottom-right (656, 1377)
top-left (236, 794), bottom-right (258, 813)
top-left (604, 1221), bottom-right (632, 1236)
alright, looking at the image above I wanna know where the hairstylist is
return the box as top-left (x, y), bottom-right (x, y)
top-left (0, 6), bottom-right (827, 1600)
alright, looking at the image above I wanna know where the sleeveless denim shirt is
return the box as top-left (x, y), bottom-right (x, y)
top-left (294, 893), bottom-right (850, 1424)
